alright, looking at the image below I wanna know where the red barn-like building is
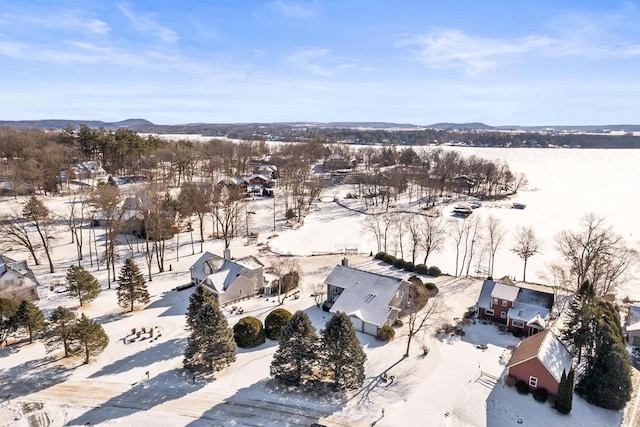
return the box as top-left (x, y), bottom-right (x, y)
top-left (505, 329), bottom-right (573, 396)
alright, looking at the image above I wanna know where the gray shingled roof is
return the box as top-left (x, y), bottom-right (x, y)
top-left (324, 265), bottom-right (406, 327)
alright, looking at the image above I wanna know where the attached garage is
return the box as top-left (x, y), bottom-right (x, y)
top-left (631, 334), bottom-right (640, 347)
top-left (363, 322), bottom-right (378, 336)
top-left (349, 316), bottom-right (364, 331)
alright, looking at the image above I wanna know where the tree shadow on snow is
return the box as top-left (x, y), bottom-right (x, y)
top-left (0, 356), bottom-right (75, 400)
top-left (184, 378), bottom-right (347, 427)
top-left (89, 337), bottom-right (186, 378)
top-left (68, 368), bottom-right (205, 426)
top-left (144, 287), bottom-right (191, 318)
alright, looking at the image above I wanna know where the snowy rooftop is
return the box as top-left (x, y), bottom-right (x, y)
top-left (491, 282), bottom-right (520, 301)
top-left (324, 264), bottom-right (406, 327)
top-left (506, 330), bottom-right (573, 383)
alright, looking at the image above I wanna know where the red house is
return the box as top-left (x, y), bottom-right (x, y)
top-left (505, 329), bottom-right (573, 396)
top-left (477, 278), bottom-right (554, 337)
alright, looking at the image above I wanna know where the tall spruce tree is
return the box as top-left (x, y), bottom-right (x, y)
top-left (185, 285), bottom-right (216, 331)
top-left (74, 313), bottom-right (109, 363)
top-left (13, 300), bottom-right (46, 344)
top-left (576, 301), bottom-right (632, 410)
top-left (184, 299), bottom-right (236, 372)
top-left (48, 306), bottom-right (78, 358)
top-left (555, 368), bottom-right (574, 414)
top-left (0, 297), bottom-right (19, 345)
top-left (117, 258), bottom-right (150, 312)
top-left (321, 312), bottom-right (366, 390)
top-left (66, 265), bottom-right (101, 306)
top-left (561, 280), bottom-right (596, 363)
top-left (270, 310), bottom-right (319, 385)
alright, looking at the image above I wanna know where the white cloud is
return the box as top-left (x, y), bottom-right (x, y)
top-left (287, 48), bottom-right (334, 77)
top-left (270, 0), bottom-right (319, 18)
top-left (1, 10), bottom-right (110, 35)
top-left (402, 26), bottom-right (640, 75)
top-left (117, 2), bottom-right (178, 43)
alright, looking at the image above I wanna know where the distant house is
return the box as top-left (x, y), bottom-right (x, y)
top-left (477, 278), bottom-right (554, 336)
top-left (256, 164), bottom-right (278, 179)
top-left (190, 250), bottom-right (265, 305)
top-left (247, 174), bottom-right (271, 187)
top-left (323, 260), bottom-right (409, 336)
top-left (505, 329), bottom-right (573, 396)
top-left (626, 304), bottom-right (640, 346)
top-left (71, 161), bottom-right (106, 180)
top-left (0, 255), bottom-right (42, 300)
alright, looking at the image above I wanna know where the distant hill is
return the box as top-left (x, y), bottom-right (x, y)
top-left (427, 122), bottom-right (495, 130)
top-left (0, 118), bottom-right (154, 130)
top-left (2, 119), bottom-right (640, 134)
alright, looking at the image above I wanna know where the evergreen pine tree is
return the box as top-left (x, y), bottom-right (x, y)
top-left (66, 265), bottom-right (101, 306)
top-left (576, 301), bottom-right (632, 410)
top-left (117, 258), bottom-right (150, 312)
top-left (566, 368), bottom-right (575, 411)
top-left (12, 300), bottom-right (46, 344)
top-left (555, 369), bottom-right (573, 414)
top-left (73, 313), bottom-right (109, 363)
top-left (0, 297), bottom-right (19, 344)
top-left (321, 312), bottom-right (366, 390)
top-left (270, 310), bottom-right (318, 385)
top-left (48, 306), bottom-right (78, 358)
top-left (185, 285), bottom-right (216, 330)
top-left (561, 280), bottom-right (596, 363)
top-left (184, 299), bottom-right (236, 372)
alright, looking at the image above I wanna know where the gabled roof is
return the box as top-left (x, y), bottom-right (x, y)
top-left (491, 282), bottom-right (520, 301)
top-left (506, 330), bottom-right (573, 383)
top-left (324, 265), bottom-right (407, 327)
top-left (477, 279), bottom-right (495, 310)
top-left (0, 254), bottom-right (40, 285)
top-left (191, 252), bottom-right (263, 292)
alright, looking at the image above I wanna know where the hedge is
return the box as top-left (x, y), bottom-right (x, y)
top-left (427, 266), bottom-right (442, 277)
top-left (415, 264), bottom-right (429, 275)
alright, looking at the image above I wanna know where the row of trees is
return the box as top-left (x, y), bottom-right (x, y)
top-left (0, 298), bottom-right (108, 363)
top-left (562, 281), bottom-right (632, 410)
top-left (183, 287), bottom-right (367, 390)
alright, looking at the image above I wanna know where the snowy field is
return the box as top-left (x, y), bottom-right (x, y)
top-left (0, 146), bottom-right (637, 426)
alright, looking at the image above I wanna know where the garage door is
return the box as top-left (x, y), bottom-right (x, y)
top-left (364, 322), bottom-right (378, 336)
top-left (633, 335), bottom-right (640, 347)
top-left (349, 316), bottom-right (363, 331)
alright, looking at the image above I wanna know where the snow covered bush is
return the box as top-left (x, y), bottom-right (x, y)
top-left (376, 324), bottom-right (395, 341)
top-left (233, 316), bottom-right (266, 348)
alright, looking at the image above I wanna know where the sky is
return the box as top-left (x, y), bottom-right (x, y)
top-left (2, 0), bottom-right (640, 125)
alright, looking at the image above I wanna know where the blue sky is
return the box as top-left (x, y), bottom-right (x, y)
top-left (2, 1), bottom-right (640, 125)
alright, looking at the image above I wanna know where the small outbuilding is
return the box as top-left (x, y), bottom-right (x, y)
top-left (626, 304), bottom-right (640, 347)
top-left (505, 329), bottom-right (573, 396)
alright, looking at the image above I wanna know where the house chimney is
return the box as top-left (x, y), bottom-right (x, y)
top-left (223, 248), bottom-right (231, 260)
top-left (342, 257), bottom-right (349, 267)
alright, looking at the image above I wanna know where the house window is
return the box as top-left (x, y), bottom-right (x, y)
top-left (529, 376), bottom-right (538, 388)
top-left (485, 309), bottom-right (494, 316)
top-left (502, 300), bottom-right (508, 307)
top-left (512, 320), bottom-right (525, 328)
top-left (500, 311), bottom-right (507, 319)
top-left (492, 298), bottom-right (498, 305)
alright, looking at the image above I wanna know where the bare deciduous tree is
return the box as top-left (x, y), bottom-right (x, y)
top-left (511, 226), bottom-right (541, 282)
top-left (554, 213), bottom-right (637, 295)
top-left (22, 196), bottom-right (55, 273)
top-left (420, 216), bottom-right (445, 266)
top-left (486, 215), bottom-right (506, 277)
top-left (403, 279), bottom-right (445, 357)
top-left (0, 210), bottom-right (42, 265)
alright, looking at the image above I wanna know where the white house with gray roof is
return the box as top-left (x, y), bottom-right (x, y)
top-left (190, 251), bottom-right (265, 305)
top-left (0, 255), bottom-right (42, 300)
top-left (323, 261), bottom-right (409, 336)
top-left (626, 304), bottom-right (640, 346)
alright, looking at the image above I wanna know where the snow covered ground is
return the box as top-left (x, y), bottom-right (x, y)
top-left (1, 146), bottom-right (637, 426)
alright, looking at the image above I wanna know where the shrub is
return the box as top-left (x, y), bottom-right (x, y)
top-left (374, 252), bottom-right (386, 260)
top-left (393, 258), bottom-right (405, 269)
top-left (515, 380), bottom-right (531, 395)
top-left (441, 322), bottom-right (455, 334)
top-left (403, 262), bottom-right (415, 272)
top-left (233, 316), bottom-right (266, 348)
top-left (532, 388), bottom-right (548, 403)
top-left (376, 324), bottom-right (395, 341)
top-left (424, 282), bottom-right (439, 296)
top-left (285, 208), bottom-right (295, 220)
top-left (408, 275), bottom-right (423, 285)
top-left (265, 308), bottom-right (292, 340)
top-left (415, 264), bottom-right (429, 275)
top-left (427, 266), bottom-right (442, 277)
top-left (393, 318), bottom-right (403, 327)
top-left (382, 254), bottom-right (395, 265)
top-left (504, 375), bottom-right (516, 387)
